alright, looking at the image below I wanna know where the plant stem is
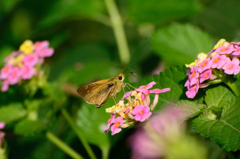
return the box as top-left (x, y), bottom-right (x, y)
top-left (46, 131), bottom-right (82, 159)
top-left (61, 109), bottom-right (97, 159)
top-left (104, 0), bottom-right (130, 65)
top-left (101, 145), bottom-right (110, 159)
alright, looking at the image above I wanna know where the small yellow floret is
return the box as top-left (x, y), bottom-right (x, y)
top-left (213, 39), bottom-right (226, 49)
top-left (19, 40), bottom-right (34, 54)
top-left (185, 60), bottom-right (197, 68)
top-left (106, 107), bottom-right (113, 113)
top-left (197, 53), bottom-right (208, 63)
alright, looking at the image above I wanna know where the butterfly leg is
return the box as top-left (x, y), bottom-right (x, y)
top-left (112, 96), bottom-right (117, 106)
top-left (125, 83), bottom-right (136, 91)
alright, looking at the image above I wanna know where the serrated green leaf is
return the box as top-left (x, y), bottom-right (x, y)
top-left (151, 23), bottom-right (214, 65)
top-left (14, 119), bottom-right (48, 136)
top-left (0, 103), bottom-right (26, 123)
top-left (127, 0), bottom-right (202, 24)
top-left (76, 104), bottom-right (110, 152)
top-left (178, 100), bottom-right (206, 118)
top-left (205, 85), bottom-right (235, 109)
top-left (147, 65), bottom-right (188, 111)
top-left (193, 97), bottom-right (240, 151)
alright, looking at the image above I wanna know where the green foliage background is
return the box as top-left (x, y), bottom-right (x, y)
top-left (1, 0), bottom-right (240, 158)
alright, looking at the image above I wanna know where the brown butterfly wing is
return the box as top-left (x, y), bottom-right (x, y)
top-left (77, 79), bottom-right (115, 108)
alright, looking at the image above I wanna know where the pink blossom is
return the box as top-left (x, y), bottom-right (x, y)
top-left (104, 114), bottom-right (116, 133)
top-left (129, 106), bottom-right (189, 159)
top-left (230, 42), bottom-right (240, 45)
top-left (21, 65), bottom-right (35, 79)
top-left (232, 46), bottom-right (240, 56)
top-left (0, 123), bottom-right (5, 129)
top-left (22, 54), bottom-right (39, 66)
top-left (198, 58), bottom-right (212, 73)
top-left (222, 57), bottom-right (240, 75)
top-left (1, 80), bottom-right (9, 92)
top-left (0, 65), bottom-right (12, 79)
top-left (121, 91), bottom-right (132, 100)
top-left (184, 79), bottom-right (190, 90)
top-left (111, 116), bottom-right (123, 135)
top-left (136, 81), bottom-right (156, 95)
top-left (132, 105), bottom-right (152, 122)
top-left (34, 41), bottom-right (49, 51)
top-left (139, 81), bottom-right (156, 89)
top-left (185, 83), bottom-right (199, 99)
top-left (211, 54), bottom-right (228, 69)
top-left (35, 48), bottom-right (54, 57)
top-left (188, 66), bottom-right (199, 86)
top-left (200, 69), bottom-right (211, 83)
top-left (149, 88), bottom-right (170, 110)
top-left (215, 45), bottom-right (235, 54)
top-left (8, 67), bottom-right (20, 84)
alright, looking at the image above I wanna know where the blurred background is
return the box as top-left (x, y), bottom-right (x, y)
top-left (0, 0), bottom-right (240, 158)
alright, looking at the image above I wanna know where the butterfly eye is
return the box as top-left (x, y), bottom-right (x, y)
top-left (118, 76), bottom-right (122, 80)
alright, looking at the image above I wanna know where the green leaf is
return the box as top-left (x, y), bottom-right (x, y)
top-left (151, 23), bottom-right (214, 65)
top-left (149, 65), bottom-right (188, 110)
top-left (193, 97), bottom-right (240, 151)
top-left (76, 104), bottom-right (110, 152)
top-left (0, 103), bottom-right (27, 123)
top-left (127, 0), bottom-right (202, 24)
top-left (14, 119), bottom-right (48, 136)
top-left (178, 100), bottom-right (206, 118)
top-left (205, 85), bottom-right (235, 109)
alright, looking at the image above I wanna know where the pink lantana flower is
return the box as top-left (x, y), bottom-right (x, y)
top-left (0, 40), bottom-right (54, 92)
top-left (215, 45), bottom-right (235, 54)
top-left (105, 81), bottom-right (170, 135)
top-left (211, 54), bottom-right (228, 69)
top-left (199, 69), bottom-right (211, 83)
top-left (104, 114), bottom-right (116, 133)
top-left (232, 46), bottom-right (240, 56)
top-left (21, 65), bottom-right (35, 79)
top-left (132, 105), bottom-right (152, 122)
top-left (121, 91), bottom-right (132, 100)
top-left (185, 83), bottom-right (199, 99)
top-left (0, 123), bottom-right (5, 129)
top-left (149, 88), bottom-right (171, 110)
top-left (187, 66), bottom-right (199, 86)
top-left (1, 80), bottom-right (9, 92)
top-left (8, 67), bottom-right (20, 84)
top-left (136, 81), bottom-right (156, 95)
top-left (0, 65), bottom-right (12, 79)
top-left (35, 48), bottom-right (54, 57)
top-left (198, 58), bottom-right (212, 73)
top-left (22, 54), bottom-right (39, 66)
top-left (34, 41), bottom-right (49, 51)
top-left (222, 57), bottom-right (240, 75)
top-left (111, 116), bottom-right (123, 135)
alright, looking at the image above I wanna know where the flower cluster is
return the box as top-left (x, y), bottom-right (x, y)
top-left (185, 39), bottom-right (240, 98)
top-left (104, 81), bottom-right (170, 135)
top-left (0, 40), bottom-right (54, 92)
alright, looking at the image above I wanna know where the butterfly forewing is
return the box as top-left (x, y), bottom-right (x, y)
top-left (77, 78), bottom-right (115, 107)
